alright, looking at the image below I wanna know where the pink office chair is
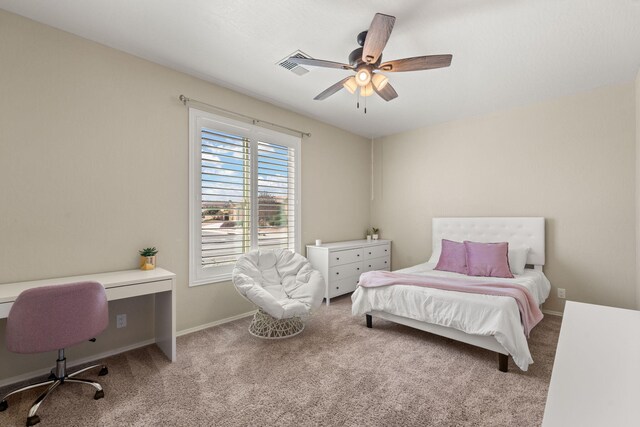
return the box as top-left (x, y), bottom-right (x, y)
top-left (0, 281), bottom-right (109, 426)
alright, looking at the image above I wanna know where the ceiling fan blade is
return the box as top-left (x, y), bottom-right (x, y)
top-left (362, 13), bottom-right (396, 64)
top-left (373, 82), bottom-right (398, 102)
top-left (288, 57), bottom-right (354, 70)
top-left (314, 77), bottom-right (352, 100)
top-left (379, 54), bottom-right (452, 72)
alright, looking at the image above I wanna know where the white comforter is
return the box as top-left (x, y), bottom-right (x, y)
top-left (351, 262), bottom-right (551, 371)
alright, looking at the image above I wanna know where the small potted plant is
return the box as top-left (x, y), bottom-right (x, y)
top-left (371, 227), bottom-right (379, 240)
top-left (366, 228), bottom-right (372, 242)
top-left (139, 247), bottom-right (158, 270)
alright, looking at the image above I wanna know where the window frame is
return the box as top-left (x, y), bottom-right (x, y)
top-left (188, 108), bottom-right (301, 286)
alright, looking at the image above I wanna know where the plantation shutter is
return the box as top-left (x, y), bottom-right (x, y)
top-left (190, 108), bottom-right (301, 286)
top-left (256, 141), bottom-right (296, 251)
top-left (200, 128), bottom-right (251, 269)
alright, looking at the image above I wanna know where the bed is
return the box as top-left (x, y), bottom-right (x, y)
top-left (351, 217), bottom-right (551, 372)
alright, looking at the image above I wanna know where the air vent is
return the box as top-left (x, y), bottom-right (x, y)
top-left (277, 50), bottom-right (311, 76)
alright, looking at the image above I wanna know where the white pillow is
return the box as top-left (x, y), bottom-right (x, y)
top-left (427, 248), bottom-right (441, 264)
top-left (508, 246), bottom-right (530, 275)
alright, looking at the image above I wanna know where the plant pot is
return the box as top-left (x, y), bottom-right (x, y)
top-left (372, 234), bottom-right (379, 240)
top-left (366, 235), bottom-right (372, 242)
top-left (140, 255), bottom-right (156, 270)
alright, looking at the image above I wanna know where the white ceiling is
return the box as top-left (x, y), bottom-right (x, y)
top-left (2, 0), bottom-right (640, 138)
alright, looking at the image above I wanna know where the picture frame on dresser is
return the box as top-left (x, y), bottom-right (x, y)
top-left (307, 239), bottom-right (391, 305)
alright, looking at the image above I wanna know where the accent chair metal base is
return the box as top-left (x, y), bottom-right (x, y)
top-left (0, 349), bottom-right (107, 426)
top-left (248, 309), bottom-right (304, 339)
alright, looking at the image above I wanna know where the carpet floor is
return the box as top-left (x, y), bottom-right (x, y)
top-left (0, 295), bottom-right (561, 426)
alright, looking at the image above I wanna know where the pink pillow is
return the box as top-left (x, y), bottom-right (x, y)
top-left (434, 239), bottom-right (467, 274)
top-left (464, 241), bottom-right (514, 278)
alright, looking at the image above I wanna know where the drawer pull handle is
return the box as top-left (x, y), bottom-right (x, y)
top-left (385, 261), bottom-right (388, 264)
top-left (385, 249), bottom-right (388, 252)
top-left (336, 257), bottom-right (340, 260)
top-left (357, 254), bottom-right (360, 257)
top-left (336, 272), bottom-right (339, 275)
top-left (369, 265), bottom-right (372, 268)
top-left (369, 252), bottom-right (372, 255)
top-left (357, 267), bottom-right (360, 270)
top-left (336, 286), bottom-right (339, 290)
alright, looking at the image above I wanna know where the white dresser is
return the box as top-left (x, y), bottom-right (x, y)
top-left (307, 239), bottom-right (391, 305)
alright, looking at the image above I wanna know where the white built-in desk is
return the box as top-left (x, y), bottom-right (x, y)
top-left (542, 301), bottom-right (640, 426)
top-left (0, 268), bottom-right (176, 362)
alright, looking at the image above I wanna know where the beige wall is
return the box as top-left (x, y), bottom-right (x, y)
top-left (0, 10), bottom-right (370, 381)
top-left (372, 83), bottom-right (636, 313)
top-left (637, 70), bottom-right (640, 310)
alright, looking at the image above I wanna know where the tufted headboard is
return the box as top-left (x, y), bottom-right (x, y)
top-left (431, 217), bottom-right (545, 267)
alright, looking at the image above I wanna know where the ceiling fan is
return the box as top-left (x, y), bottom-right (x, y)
top-left (288, 13), bottom-right (453, 105)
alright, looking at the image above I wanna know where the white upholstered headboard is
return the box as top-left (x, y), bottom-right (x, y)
top-left (431, 217), bottom-right (545, 267)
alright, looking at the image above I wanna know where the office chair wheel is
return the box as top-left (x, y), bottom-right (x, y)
top-left (98, 366), bottom-right (108, 376)
top-left (0, 400), bottom-right (7, 411)
top-left (94, 390), bottom-right (104, 400)
top-left (26, 415), bottom-right (40, 426)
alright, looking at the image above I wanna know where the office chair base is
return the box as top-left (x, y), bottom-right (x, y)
top-left (48, 361), bottom-right (106, 380)
top-left (66, 363), bottom-right (106, 379)
top-left (0, 356), bottom-right (107, 426)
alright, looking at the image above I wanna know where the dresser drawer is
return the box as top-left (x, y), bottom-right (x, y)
top-left (329, 262), bottom-right (363, 282)
top-left (364, 243), bottom-right (390, 260)
top-left (106, 279), bottom-right (173, 301)
top-left (328, 276), bottom-right (359, 298)
top-left (363, 256), bottom-right (390, 272)
top-left (328, 248), bottom-right (364, 266)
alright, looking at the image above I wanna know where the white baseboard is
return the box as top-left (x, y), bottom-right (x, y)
top-left (0, 338), bottom-right (156, 389)
top-left (542, 309), bottom-right (563, 317)
top-left (176, 310), bottom-right (256, 337)
top-left (1, 310), bottom-right (256, 389)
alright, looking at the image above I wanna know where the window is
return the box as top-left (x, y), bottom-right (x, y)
top-left (189, 109), bottom-right (301, 285)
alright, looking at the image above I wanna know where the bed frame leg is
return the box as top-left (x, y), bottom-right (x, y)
top-left (366, 314), bottom-right (372, 328)
top-left (498, 353), bottom-right (508, 372)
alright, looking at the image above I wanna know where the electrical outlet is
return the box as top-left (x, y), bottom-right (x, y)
top-left (557, 288), bottom-right (566, 299)
top-left (116, 314), bottom-right (127, 328)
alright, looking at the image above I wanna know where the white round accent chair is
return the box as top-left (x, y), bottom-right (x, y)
top-left (232, 249), bottom-right (325, 339)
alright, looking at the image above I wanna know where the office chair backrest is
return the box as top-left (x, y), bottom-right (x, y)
top-left (6, 281), bottom-right (109, 354)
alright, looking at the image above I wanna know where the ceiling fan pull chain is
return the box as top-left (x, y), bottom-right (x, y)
top-left (364, 95), bottom-right (367, 114)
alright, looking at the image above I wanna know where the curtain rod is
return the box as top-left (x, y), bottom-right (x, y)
top-left (179, 95), bottom-right (311, 138)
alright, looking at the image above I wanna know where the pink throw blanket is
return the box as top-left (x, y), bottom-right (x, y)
top-left (358, 271), bottom-right (543, 337)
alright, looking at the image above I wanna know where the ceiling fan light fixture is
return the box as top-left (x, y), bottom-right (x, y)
top-left (356, 68), bottom-right (371, 87)
top-left (360, 83), bottom-right (374, 97)
top-left (302, 13), bottom-right (452, 106)
top-left (372, 73), bottom-right (388, 90)
top-left (343, 76), bottom-right (357, 94)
